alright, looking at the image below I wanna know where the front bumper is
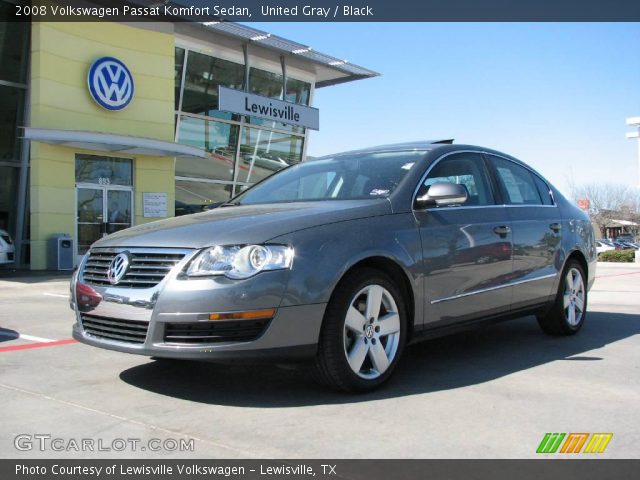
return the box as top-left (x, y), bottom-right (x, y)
top-left (71, 247), bottom-right (325, 361)
top-left (0, 249), bottom-right (15, 264)
top-left (71, 304), bottom-right (324, 361)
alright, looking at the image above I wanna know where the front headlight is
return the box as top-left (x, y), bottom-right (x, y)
top-left (186, 245), bottom-right (294, 279)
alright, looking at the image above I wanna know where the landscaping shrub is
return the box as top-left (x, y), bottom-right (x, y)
top-left (598, 250), bottom-right (636, 262)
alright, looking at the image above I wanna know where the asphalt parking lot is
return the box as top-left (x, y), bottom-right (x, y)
top-left (1, 263), bottom-right (638, 459)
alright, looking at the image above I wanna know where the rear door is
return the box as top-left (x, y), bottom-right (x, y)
top-left (486, 155), bottom-right (562, 310)
top-left (414, 152), bottom-right (514, 327)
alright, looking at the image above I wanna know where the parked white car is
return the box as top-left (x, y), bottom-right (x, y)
top-left (596, 240), bottom-right (616, 256)
top-left (0, 229), bottom-right (16, 265)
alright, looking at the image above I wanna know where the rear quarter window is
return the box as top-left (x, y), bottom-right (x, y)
top-left (532, 175), bottom-right (554, 205)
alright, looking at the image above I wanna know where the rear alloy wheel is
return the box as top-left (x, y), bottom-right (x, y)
top-left (314, 268), bottom-right (407, 392)
top-left (537, 260), bottom-right (587, 335)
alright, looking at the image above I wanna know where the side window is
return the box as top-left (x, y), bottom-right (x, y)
top-left (532, 174), bottom-right (554, 205)
top-left (490, 156), bottom-right (542, 205)
top-left (419, 153), bottom-right (495, 206)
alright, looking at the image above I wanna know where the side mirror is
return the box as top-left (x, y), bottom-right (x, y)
top-left (415, 182), bottom-right (468, 209)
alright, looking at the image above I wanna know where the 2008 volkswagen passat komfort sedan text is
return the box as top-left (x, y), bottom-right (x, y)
top-left (71, 141), bottom-right (596, 392)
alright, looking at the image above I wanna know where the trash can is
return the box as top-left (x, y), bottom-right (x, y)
top-left (47, 234), bottom-right (74, 270)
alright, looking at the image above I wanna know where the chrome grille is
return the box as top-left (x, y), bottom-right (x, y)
top-left (82, 249), bottom-right (187, 288)
top-left (81, 314), bottom-right (148, 344)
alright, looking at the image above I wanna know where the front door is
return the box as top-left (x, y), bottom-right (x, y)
top-left (75, 154), bottom-right (133, 262)
top-left (414, 152), bottom-right (514, 327)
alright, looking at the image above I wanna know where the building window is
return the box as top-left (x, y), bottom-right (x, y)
top-left (237, 126), bottom-right (304, 184)
top-left (174, 47), bottom-right (185, 111)
top-left (286, 77), bottom-right (311, 106)
top-left (0, 85), bottom-right (25, 162)
top-left (175, 115), bottom-right (238, 182)
top-left (181, 49), bottom-right (244, 121)
top-left (0, 165), bottom-right (19, 233)
top-left (75, 154), bottom-right (133, 186)
top-left (175, 179), bottom-right (233, 209)
top-left (0, 2), bottom-right (30, 85)
top-left (174, 46), bottom-right (310, 213)
top-left (246, 68), bottom-right (308, 134)
top-left (249, 67), bottom-right (283, 98)
top-left (0, 2), bottom-right (30, 262)
top-left (247, 67), bottom-right (283, 131)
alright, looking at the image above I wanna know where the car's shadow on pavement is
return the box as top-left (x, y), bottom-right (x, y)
top-left (119, 311), bottom-right (639, 407)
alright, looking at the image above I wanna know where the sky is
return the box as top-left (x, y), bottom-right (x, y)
top-left (249, 22), bottom-right (640, 197)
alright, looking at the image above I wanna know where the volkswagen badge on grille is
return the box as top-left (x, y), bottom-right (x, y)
top-left (107, 252), bottom-right (130, 285)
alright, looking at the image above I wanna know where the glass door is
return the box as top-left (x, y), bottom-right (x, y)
top-left (106, 189), bottom-right (132, 235)
top-left (77, 187), bottom-right (104, 256)
top-left (76, 187), bottom-right (133, 259)
top-left (75, 154), bottom-right (133, 262)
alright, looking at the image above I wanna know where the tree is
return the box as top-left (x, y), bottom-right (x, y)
top-left (567, 182), bottom-right (640, 236)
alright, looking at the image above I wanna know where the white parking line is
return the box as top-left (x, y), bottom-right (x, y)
top-left (44, 293), bottom-right (68, 298)
top-left (0, 331), bottom-right (56, 343)
top-left (19, 333), bottom-right (56, 343)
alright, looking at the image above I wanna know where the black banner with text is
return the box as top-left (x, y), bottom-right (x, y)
top-left (6, 0), bottom-right (640, 22)
top-left (2, 460), bottom-right (640, 480)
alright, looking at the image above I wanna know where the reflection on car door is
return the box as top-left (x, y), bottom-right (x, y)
top-left (486, 155), bottom-right (562, 310)
top-left (414, 152), bottom-right (514, 327)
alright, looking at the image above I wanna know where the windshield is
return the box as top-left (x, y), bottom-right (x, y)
top-left (233, 150), bottom-right (426, 205)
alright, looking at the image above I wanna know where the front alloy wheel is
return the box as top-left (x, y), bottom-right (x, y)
top-left (314, 268), bottom-right (407, 392)
top-left (343, 285), bottom-right (401, 379)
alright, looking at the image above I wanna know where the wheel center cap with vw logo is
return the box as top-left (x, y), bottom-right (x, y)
top-left (364, 324), bottom-right (375, 339)
top-left (88, 57), bottom-right (134, 111)
top-left (107, 252), bottom-right (131, 285)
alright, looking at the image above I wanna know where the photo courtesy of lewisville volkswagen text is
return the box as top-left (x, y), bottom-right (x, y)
top-left (0, 0), bottom-right (639, 478)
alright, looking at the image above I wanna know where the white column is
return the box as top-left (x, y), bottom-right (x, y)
top-left (625, 117), bottom-right (640, 187)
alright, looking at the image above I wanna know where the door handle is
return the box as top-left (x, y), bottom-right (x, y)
top-left (549, 222), bottom-right (562, 232)
top-left (493, 225), bottom-right (511, 236)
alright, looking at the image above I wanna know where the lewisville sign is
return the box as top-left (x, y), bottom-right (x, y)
top-left (218, 86), bottom-right (319, 130)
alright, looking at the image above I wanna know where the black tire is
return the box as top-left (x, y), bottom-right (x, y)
top-left (537, 259), bottom-right (587, 336)
top-left (313, 268), bottom-right (408, 393)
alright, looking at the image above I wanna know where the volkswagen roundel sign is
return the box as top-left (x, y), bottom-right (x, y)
top-left (87, 57), bottom-right (134, 111)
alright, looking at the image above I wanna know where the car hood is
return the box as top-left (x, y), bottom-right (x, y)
top-left (92, 200), bottom-right (392, 249)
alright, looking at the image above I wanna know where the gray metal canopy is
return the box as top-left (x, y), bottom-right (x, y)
top-left (197, 22), bottom-right (380, 87)
top-left (22, 128), bottom-right (208, 159)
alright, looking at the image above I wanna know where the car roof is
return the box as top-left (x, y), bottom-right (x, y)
top-left (317, 139), bottom-right (455, 158)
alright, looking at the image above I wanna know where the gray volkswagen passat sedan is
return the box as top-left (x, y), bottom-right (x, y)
top-left (71, 141), bottom-right (596, 392)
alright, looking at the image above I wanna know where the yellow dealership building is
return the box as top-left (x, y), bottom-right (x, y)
top-left (0, 7), bottom-right (377, 269)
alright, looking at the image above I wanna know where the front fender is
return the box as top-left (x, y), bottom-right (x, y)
top-left (271, 213), bottom-right (424, 327)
